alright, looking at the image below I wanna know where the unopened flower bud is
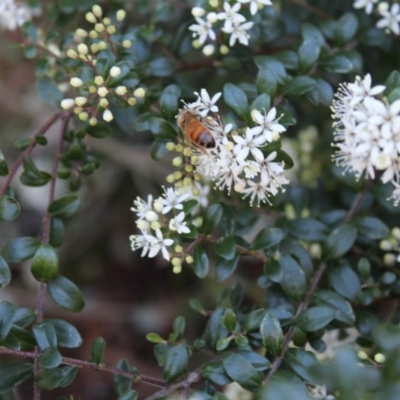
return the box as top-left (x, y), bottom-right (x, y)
top-left (99, 98), bottom-right (109, 108)
top-left (191, 155), bottom-right (199, 164)
top-left (192, 39), bottom-right (201, 49)
top-left (89, 86), bottom-right (97, 93)
top-left (191, 7), bottom-right (205, 17)
top-left (392, 227), bottom-right (400, 240)
top-left (70, 77), bottom-right (83, 87)
top-left (150, 221), bottom-right (161, 230)
top-left (78, 111), bottom-right (89, 121)
top-left (91, 43), bottom-right (100, 53)
top-left (309, 243), bottom-right (322, 259)
top-left (209, 0), bottom-right (218, 7)
top-left (107, 25), bottom-right (116, 34)
top-left (175, 144), bottom-right (183, 153)
top-left (202, 44), bottom-right (215, 56)
top-left (61, 98), bottom-right (75, 110)
top-left (220, 44), bottom-right (229, 55)
top-left (384, 253), bottom-right (396, 266)
top-left (98, 41), bottom-right (107, 50)
top-left (137, 220), bottom-right (150, 230)
top-left (173, 264), bottom-right (182, 274)
top-left (115, 86), bottom-right (127, 95)
top-left (173, 171), bottom-right (183, 180)
top-left (225, 141), bottom-right (234, 151)
top-left (172, 257), bottom-right (182, 268)
top-left (153, 200), bottom-right (164, 213)
top-left (185, 255), bottom-right (194, 264)
top-left (75, 96), bottom-right (87, 106)
top-left (185, 164), bottom-right (193, 173)
top-left (207, 12), bottom-right (218, 23)
top-left (234, 183), bottom-right (245, 193)
top-left (380, 239), bottom-right (393, 251)
top-left (134, 88), bottom-right (146, 98)
top-left (128, 97), bottom-right (136, 106)
top-left (183, 177), bottom-right (192, 186)
top-left (103, 109), bottom-right (113, 122)
top-left (183, 147), bottom-right (192, 156)
top-left (89, 30), bottom-right (98, 38)
top-left (110, 66), bottom-right (121, 77)
top-left (102, 17), bottom-right (111, 25)
top-left (94, 76), bottom-right (104, 85)
top-left (192, 185), bottom-right (200, 196)
top-left (174, 245), bottom-right (183, 253)
top-left (122, 39), bottom-right (132, 48)
top-left (73, 107), bottom-right (82, 114)
top-left (89, 117), bottom-right (97, 126)
top-left (98, 87), bottom-right (108, 97)
top-left (92, 5), bottom-right (102, 17)
top-left (145, 211), bottom-right (158, 222)
top-left (173, 156), bottom-right (183, 167)
top-left (95, 23), bottom-right (105, 32)
top-left (116, 9), bottom-right (126, 21)
top-left (166, 142), bottom-right (175, 151)
top-left (85, 11), bottom-right (97, 23)
top-left (166, 174), bottom-right (175, 183)
top-left (194, 173), bottom-right (202, 181)
top-left (77, 43), bottom-right (88, 55)
top-left (66, 49), bottom-right (78, 59)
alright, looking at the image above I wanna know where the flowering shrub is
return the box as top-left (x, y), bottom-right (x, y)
top-left (2, 0), bottom-right (400, 399)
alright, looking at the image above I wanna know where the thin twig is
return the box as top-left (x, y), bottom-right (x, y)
top-left (0, 112), bottom-right (62, 197)
top-left (345, 179), bottom-right (373, 222)
top-left (0, 347), bottom-right (168, 389)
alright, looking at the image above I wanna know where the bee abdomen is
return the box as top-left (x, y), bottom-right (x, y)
top-left (198, 131), bottom-right (215, 148)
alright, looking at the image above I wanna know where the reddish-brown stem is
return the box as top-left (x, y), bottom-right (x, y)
top-left (33, 114), bottom-right (70, 400)
top-left (0, 112), bottom-right (62, 197)
top-left (345, 178), bottom-right (373, 222)
top-left (0, 347), bottom-right (168, 389)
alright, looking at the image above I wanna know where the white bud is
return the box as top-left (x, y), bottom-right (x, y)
top-left (122, 39), bottom-right (132, 48)
top-left (61, 98), bottom-right (75, 110)
top-left (85, 11), bottom-right (97, 23)
top-left (153, 200), bottom-right (164, 213)
top-left (97, 87), bottom-right (108, 97)
top-left (115, 86), bottom-right (127, 96)
top-left (234, 183), bottom-right (245, 193)
top-left (103, 109), bottom-right (113, 122)
top-left (150, 221), bottom-right (161, 230)
top-left (145, 211), bottom-right (159, 222)
top-left (202, 44), bottom-right (215, 56)
top-left (116, 9), bottom-right (126, 21)
top-left (66, 49), bottom-right (78, 59)
top-left (92, 5), bottom-right (102, 18)
top-left (380, 239), bottom-right (393, 251)
top-left (137, 220), bottom-right (150, 230)
top-left (78, 111), bottom-right (88, 121)
top-left (74, 96), bottom-right (87, 106)
top-left (75, 28), bottom-right (87, 38)
top-left (133, 88), bottom-right (146, 98)
top-left (94, 76), bottom-right (104, 85)
top-left (209, 0), bottom-right (218, 7)
top-left (70, 77), bottom-right (83, 87)
top-left (191, 7), bottom-right (205, 17)
top-left (77, 43), bottom-right (88, 55)
top-left (220, 44), bottom-right (229, 54)
top-left (110, 66), bottom-right (121, 77)
top-left (392, 227), bottom-right (400, 240)
top-left (207, 12), bottom-right (218, 23)
top-left (99, 98), bottom-right (109, 108)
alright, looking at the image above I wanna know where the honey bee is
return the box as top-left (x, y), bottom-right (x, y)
top-left (177, 109), bottom-right (215, 152)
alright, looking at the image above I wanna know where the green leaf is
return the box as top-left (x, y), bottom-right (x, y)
top-left (173, 316), bottom-right (185, 340)
top-left (12, 137), bottom-right (31, 152)
top-left (1, 237), bottom-right (41, 264)
top-left (49, 218), bottom-right (65, 248)
top-left (149, 57), bottom-right (175, 77)
top-left (35, 367), bottom-right (66, 390)
top-left (204, 308), bottom-right (229, 351)
top-left (289, 218), bottom-right (328, 242)
top-left (216, 237), bottom-right (236, 260)
top-left (0, 363), bottom-right (34, 392)
top-left (214, 254), bottom-right (240, 282)
top-left (32, 321), bottom-right (57, 350)
top-left (273, 50), bottom-right (299, 70)
top-left (150, 139), bottom-right (169, 161)
top-left (239, 350), bottom-right (271, 371)
top-left (353, 216), bottom-right (389, 240)
top-left (146, 333), bottom-right (164, 343)
top-left (279, 255), bottom-right (306, 300)
top-left (222, 352), bottom-right (262, 390)
top-left (0, 256), bottom-right (11, 287)
top-left (20, 170), bottom-right (51, 186)
top-left (251, 93), bottom-right (271, 112)
top-left (13, 308), bottom-right (36, 328)
top-left (306, 78), bottom-right (334, 106)
top-left (37, 77), bottom-right (63, 108)
top-left (188, 299), bottom-right (206, 315)
top-left (47, 275), bottom-right (85, 312)
top-left (222, 309), bottom-right (237, 332)
top-left (0, 302), bottom-right (16, 343)
top-left (313, 289), bottom-right (355, 325)
top-left (296, 306), bottom-right (335, 332)
top-left (218, 204), bottom-right (235, 236)
top-left (10, 325), bottom-right (36, 350)
top-left (48, 195), bottom-right (81, 218)
top-left (148, 117), bottom-right (177, 139)
top-left (48, 318), bottom-right (82, 347)
top-left (357, 258), bottom-right (371, 280)
top-left (223, 83), bottom-right (251, 123)
top-left (160, 84), bottom-right (181, 122)
top-left (252, 227), bottom-right (284, 250)
top-left (152, 2), bottom-right (173, 22)
top-left (114, 359), bottom-right (132, 395)
top-left (285, 349), bottom-right (318, 382)
top-left (212, 393), bottom-right (229, 400)
top-left (260, 313), bottom-right (283, 356)
top-left (163, 344), bottom-right (188, 382)
top-left (256, 67), bottom-right (277, 97)
top-left (328, 262), bottom-right (360, 301)
top-left (298, 38), bottom-right (320, 73)
top-left (91, 337), bottom-right (105, 365)
top-left (39, 346), bottom-right (62, 368)
top-left (202, 204), bottom-right (223, 236)
top-left (335, 12), bottom-right (358, 44)
top-left (0, 196), bottom-right (21, 221)
top-left (282, 76), bottom-right (316, 97)
top-left (192, 245), bottom-right (209, 279)
top-left (86, 122), bottom-right (112, 138)
top-left (216, 337), bottom-right (231, 351)
top-left (202, 362), bottom-right (231, 385)
top-left (31, 245), bottom-right (58, 282)
top-left (320, 53), bottom-right (353, 73)
top-left (323, 224), bottom-right (357, 260)
top-left (264, 259), bottom-right (283, 282)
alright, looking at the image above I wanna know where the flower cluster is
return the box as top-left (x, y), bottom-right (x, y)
top-left (189, 0), bottom-right (273, 55)
top-left (178, 89), bottom-right (288, 207)
top-left (130, 187), bottom-right (197, 272)
top-left (379, 226), bottom-right (400, 266)
top-left (60, 4), bottom-right (145, 124)
top-left (353, 1), bottom-right (400, 35)
top-left (331, 74), bottom-right (400, 203)
top-left (0, 0), bottom-right (40, 31)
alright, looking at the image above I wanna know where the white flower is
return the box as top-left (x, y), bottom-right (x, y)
top-left (217, 2), bottom-right (246, 31)
top-left (308, 384), bottom-right (335, 400)
top-left (131, 195), bottom-right (154, 220)
top-left (191, 89), bottom-right (222, 115)
top-left (233, 127), bottom-right (266, 162)
top-left (377, 2), bottom-right (400, 35)
top-left (238, 0), bottom-right (273, 15)
top-left (189, 17), bottom-right (216, 46)
top-left (130, 234), bottom-right (152, 257)
top-left (389, 181), bottom-right (400, 206)
top-left (159, 187), bottom-right (191, 214)
top-left (353, 0), bottom-right (377, 14)
top-left (223, 20), bottom-right (254, 46)
top-left (251, 108), bottom-right (286, 142)
top-left (143, 229), bottom-right (173, 260)
top-left (0, 0), bottom-right (40, 31)
top-left (169, 212), bottom-right (190, 234)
